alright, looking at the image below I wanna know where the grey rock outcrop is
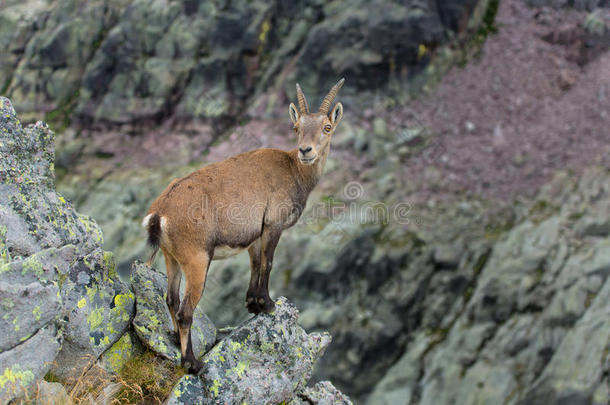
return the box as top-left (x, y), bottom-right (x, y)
top-left (290, 381), bottom-right (354, 405)
top-left (131, 261), bottom-right (216, 364)
top-left (166, 297), bottom-right (339, 405)
top-left (1, 0), bottom-right (489, 127)
top-left (364, 169), bottom-right (610, 404)
top-left (0, 97), bottom-right (134, 401)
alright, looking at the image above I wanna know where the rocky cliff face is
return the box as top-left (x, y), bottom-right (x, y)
top-left (0, 98), bottom-right (352, 404)
top-left (1, 0), bottom-right (609, 404)
top-left (2, 92), bottom-right (608, 403)
top-left (0, 97), bottom-right (135, 400)
top-left (1, 0), bottom-right (487, 128)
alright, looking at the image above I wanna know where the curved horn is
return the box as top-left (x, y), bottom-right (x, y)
top-left (319, 78), bottom-right (345, 115)
top-left (296, 83), bottom-right (309, 114)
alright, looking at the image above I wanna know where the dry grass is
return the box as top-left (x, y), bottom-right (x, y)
top-left (18, 351), bottom-right (185, 404)
top-left (113, 351), bottom-right (185, 404)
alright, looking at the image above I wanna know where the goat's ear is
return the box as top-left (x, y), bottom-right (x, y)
top-left (289, 103), bottom-right (300, 125)
top-left (330, 102), bottom-right (343, 126)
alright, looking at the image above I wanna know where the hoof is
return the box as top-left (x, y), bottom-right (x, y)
top-left (262, 298), bottom-right (275, 313)
top-left (182, 358), bottom-right (203, 374)
top-left (245, 293), bottom-right (274, 314)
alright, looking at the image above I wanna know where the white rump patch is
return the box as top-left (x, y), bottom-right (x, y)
top-left (141, 214), bottom-right (152, 228)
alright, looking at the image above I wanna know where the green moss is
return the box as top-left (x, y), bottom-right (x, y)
top-left (473, 249), bottom-right (490, 275)
top-left (44, 89), bottom-right (80, 132)
top-left (457, 0), bottom-right (500, 67)
top-left (484, 219), bottom-right (515, 240)
top-left (463, 286), bottom-right (474, 302)
top-left (43, 370), bottom-right (62, 384)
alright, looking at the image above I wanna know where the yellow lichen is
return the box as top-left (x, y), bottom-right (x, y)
top-left (32, 305), bottom-right (41, 321)
top-left (87, 307), bottom-right (104, 330)
top-left (209, 379), bottom-right (221, 397)
top-left (0, 365), bottom-right (35, 390)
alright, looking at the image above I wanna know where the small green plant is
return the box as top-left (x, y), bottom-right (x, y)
top-left (45, 89), bottom-right (80, 132)
top-left (457, 0), bottom-right (501, 67)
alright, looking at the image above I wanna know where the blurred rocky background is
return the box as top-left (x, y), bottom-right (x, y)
top-left (0, 0), bottom-right (609, 403)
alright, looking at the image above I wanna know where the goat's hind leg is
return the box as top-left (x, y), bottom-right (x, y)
top-left (162, 250), bottom-right (181, 345)
top-left (176, 251), bottom-right (210, 374)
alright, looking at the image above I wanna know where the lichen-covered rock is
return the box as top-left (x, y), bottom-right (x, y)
top-left (1, 0), bottom-right (488, 127)
top-left (98, 332), bottom-right (139, 374)
top-left (165, 297), bottom-right (332, 404)
top-left (362, 169), bottom-right (610, 405)
top-left (521, 262), bottom-right (610, 404)
top-left (0, 97), bottom-right (134, 397)
top-left (0, 325), bottom-right (61, 402)
top-left (290, 381), bottom-right (354, 405)
top-left (196, 297), bottom-right (330, 404)
top-left (131, 261), bottom-right (216, 364)
top-left (165, 375), bottom-right (207, 405)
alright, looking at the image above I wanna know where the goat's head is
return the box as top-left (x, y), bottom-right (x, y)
top-left (289, 78), bottom-right (345, 165)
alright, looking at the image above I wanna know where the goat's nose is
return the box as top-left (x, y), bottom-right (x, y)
top-left (299, 146), bottom-right (312, 155)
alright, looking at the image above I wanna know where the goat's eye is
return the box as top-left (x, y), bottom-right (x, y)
top-left (324, 125), bottom-right (332, 133)
top-left (293, 126), bottom-right (298, 133)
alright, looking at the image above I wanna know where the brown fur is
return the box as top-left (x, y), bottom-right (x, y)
top-left (143, 79), bottom-right (345, 373)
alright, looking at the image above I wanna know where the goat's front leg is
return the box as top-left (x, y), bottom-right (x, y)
top-left (251, 226), bottom-right (281, 314)
top-left (246, 238), bottom-right (261, 312)
top-left (176, 251), bottom-right (210, 374)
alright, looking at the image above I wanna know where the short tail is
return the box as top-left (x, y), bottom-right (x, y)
top-left (142, 213), bottom-right (161, 265)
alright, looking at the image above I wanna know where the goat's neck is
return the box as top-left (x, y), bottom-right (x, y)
top-left (291, 144), bottom-right (330, 195)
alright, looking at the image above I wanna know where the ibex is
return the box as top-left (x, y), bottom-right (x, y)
top-left (142, 79), bottom-right (345, 373)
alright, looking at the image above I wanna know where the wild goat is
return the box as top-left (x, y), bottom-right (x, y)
top-left (142, 79), bottom-right (345, 373)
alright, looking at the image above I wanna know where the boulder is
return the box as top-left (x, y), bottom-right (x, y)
top-left (167, 297), bottom-right (335, 405)
top-left (34, 381), bottom-right (73, 405)
top-left (131, 261), bottom-right (216, 364)
top-left (290, 381), bottom-right (354, 405)
top-left (0, 97), bottom-right (134, 398)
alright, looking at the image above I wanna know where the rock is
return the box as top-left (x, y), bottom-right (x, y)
top-left (34, 381), bottom-right (73, 405)
top-left (167, 297), bottom-right (332, 404)
top-left (165, 375), bottom-right (207, 405)
top-left (0, 97), bottom-right (134, 398)
top-left (522, 276), bottom-right (610, 404)
top-left (131, 261), bottom-right (216, 364)
top-left (1, 0), bottom-right (489, 127)
top-left (51, 249), bottom-right (135, 381)
top-left (291, 381), bottom-right (354, 405)
top-left (98, 332), bottom-right (139, 374)
top-left (432, 242), bottom-right (464, 268)
top-left (574, 214), bottom-right (610, 237)
top-left (0, 325), bottom-right (62, 402)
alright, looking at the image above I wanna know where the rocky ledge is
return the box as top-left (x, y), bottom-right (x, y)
top-left (0, 98), bottom-right (352, 404)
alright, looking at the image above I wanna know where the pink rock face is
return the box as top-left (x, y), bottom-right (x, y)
top-left (354, 0), bottom-right (610, 204)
